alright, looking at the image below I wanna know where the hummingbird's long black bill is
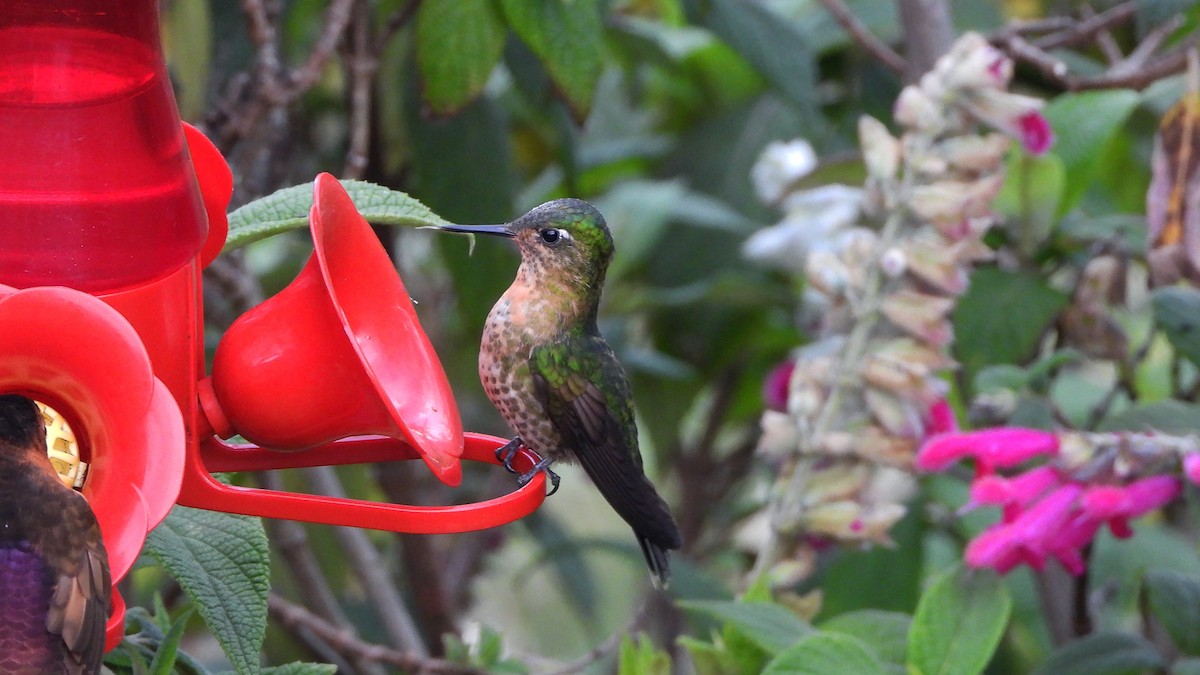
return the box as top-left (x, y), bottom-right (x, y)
top-left (435, 223), bottom-right (515, 238)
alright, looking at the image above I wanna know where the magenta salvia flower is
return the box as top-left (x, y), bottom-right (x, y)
top-left (966, 465), bottom-right (1061, 519)
top-left (763, 359), bottom-right (796, 412)
top-left (920, 429), bottom-right (1188, 576)
top-left (926, 399), bottom-right (957, 437)
top-left (916, 427), bottom-right (1059, 473)
top-left (1080, 476), bottom-right (1181, 538)
top-left (965, 484), bottom-right (1081, 573)
top-left (1016, 111), bottom-right (1054, 155)
top-left (1043, 513), bottom-right (1103, 575)
top-left (962, 89), bottom-right (1055, 156)
top-left (1184, 453), bottom-right (1200, 485)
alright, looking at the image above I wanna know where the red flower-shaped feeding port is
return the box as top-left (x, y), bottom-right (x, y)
top-left (0, 284), bottom-right (185, 650)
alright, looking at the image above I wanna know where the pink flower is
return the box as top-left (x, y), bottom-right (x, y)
top-left (917, 427), bottom-right (1059, 473)
top-left (1184, 453), bottom-right (1200, 485)
top-left (1080, 476), bottom-right (1180, 539)
top-left (1016, 110), bottom-right (1054, 155)
top-left (965, 465), bottom-right (1061, 519)
top-left (926, 399), bottom-right (957, 436)
top-left (964, 475), bottom-right (1181, 576)
top-left (966, 484), bottom-right (1081, 573)
top-left (763, 359), bottom-right (795, 412)
top-left (936, 33), bottom-right (1013, 91)
top-left (1044, 514), bottom-right (1103, 575)
top-left (962, 89), bottom-right (1055, 156)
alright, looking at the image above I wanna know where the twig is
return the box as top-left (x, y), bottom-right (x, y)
top-left (285, 0), bottom-right (358, 99)
top-left (376, 0), bottom-right (423, 54)
top-left (343, 0), bottom-right (375, 179)
top-left (1123, 14), bottom-right (1183, 70)
top-left (1075, 41), bottom-right (1196, 90)
top-left (1081, 5), bottom-right (1124, 65)
top-left (372, 462), bottom-right (459, 649)
top-left (240, 0), bottom-right (283, 83)
top-left (1032, 2), bottom-right (1136, 51)
top-left (1000, 34), bottom-right (1071, 87)
top-left (998, 29), bottom-right (1196, 91)
top-left (1072, 543), bottom-right (1095, 638)
top-left (303, 465), bottom-right (431, 656)
top-left (1034, 564), bottom-right (1074, 646)
top-left (257, 472), bottom-right (389, 675)
top-left (999, 17), bottom-right (1076, 36)
top-left (895, 0), bottom-right (955, 81)
top-left (209, 0), bottom-right (360, 147)
top-left (201, 253), bottom-right (266, 329)
top-left (673, 365), bottom-right (759, 552)
top-left (815, 0), bottom-right (907, 74)
top-left (269, 594), bottom-right (488, 674)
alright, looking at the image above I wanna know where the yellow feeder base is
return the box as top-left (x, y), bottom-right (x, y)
top-left (38, 402), bottom-right (87, 490)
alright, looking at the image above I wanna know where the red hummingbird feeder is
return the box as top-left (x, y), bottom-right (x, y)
top-left (0, 0), bottom-right (545, 652)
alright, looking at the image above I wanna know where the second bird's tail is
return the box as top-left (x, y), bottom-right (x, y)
top-left (638, 533), bottom-right (674, 589)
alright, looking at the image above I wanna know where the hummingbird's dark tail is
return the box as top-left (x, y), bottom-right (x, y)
top-left (638, 533), bottom-right (673, 590)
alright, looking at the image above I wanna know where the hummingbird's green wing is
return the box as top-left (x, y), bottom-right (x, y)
top-left (529, 334), bottom-right (681, 552)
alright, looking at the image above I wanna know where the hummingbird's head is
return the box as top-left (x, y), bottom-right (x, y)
top-left (0, 394), bottom-right (45, 448)
top-left (439, 198), bottom-right (615, 288)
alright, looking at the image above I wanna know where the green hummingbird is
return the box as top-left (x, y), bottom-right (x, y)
top-left (438, 199), bottom-right (683, 587)
top-left (0, 394), bottom-right (110, 674)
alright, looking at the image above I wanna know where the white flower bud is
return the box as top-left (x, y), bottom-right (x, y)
top-left (751, 139), bottom-right (818, 204)
top-left (880, 247), bottom-right (907, 278)
top-left (858, 115), bottom-right (901, 182)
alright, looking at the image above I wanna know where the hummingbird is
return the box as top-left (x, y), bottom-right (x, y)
top-left (437, 199), bottom-right (683, 587)
top-left (0, 394), bottom-right (110, 674)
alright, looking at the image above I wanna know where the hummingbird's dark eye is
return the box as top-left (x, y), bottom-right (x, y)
top-left (540, 228), bottom-right (561, 244)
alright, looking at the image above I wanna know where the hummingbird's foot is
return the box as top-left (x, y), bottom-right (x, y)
top-left (494, 436), bottom-right (523, 474)
top-left (518, 457), bottom-right (560, 497)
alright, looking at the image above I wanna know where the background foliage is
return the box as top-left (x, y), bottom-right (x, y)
top-left (107, 0), bottom-right (1200, 673)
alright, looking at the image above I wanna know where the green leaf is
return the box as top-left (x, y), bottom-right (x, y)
top-left (144, 506), bottom-right (270, 675)
top-left (819, 610), bottom-right (911, 668)
top-left (477, 624), bottom-right (504, 666)
top-left (1098, 399), bottom-right (1200, 434)
top-left (1137, 0), bottom-right (1200, 36)
top-left (974, 350), bottom-right (1083, 393)
top-left (1153, 286), bottom-right (1200, 367)
top-left (694, 0), bottom-right (818, 122)
top-left (618, 634), bottom-right (672, 675)
top-left (408, 93), bottom-right (517, 358)
top-left (110, 607), bottom-right (213, 675)
top-left (149, 608), bottom-right (193, 675)
top-left (259, 664), bottom-right (338, 675)
top-left (994, 151), bottom-right (1064, 255)
top-left (678, 636), bottom-right (743, 675)
top-left (499, 0), bottom-right (604, 119)
top-left (763, 633), bottom-right (887, 675)
top-left (1030, 631), bottom-right (1165, 675)
top-left (953, 266), bottom-right (1069, 383)
top-left (907, 565), bottom-right (1011, 675)
top-left (1043, 90), bottom-right (1141, 216)
top-left (820, 511), bottom-right (925, 616)
top-left (224, 179), bottom-right (450, 251)
top-left (1145, 570), bottom-right (1200, 655)
top-left (679, 599), bottom-right (812, 654)
top-left (416, 0), bottom-right (506, 114)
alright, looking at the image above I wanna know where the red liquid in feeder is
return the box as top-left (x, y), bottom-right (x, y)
top-left (0, 26), bottom-right (207, 293)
